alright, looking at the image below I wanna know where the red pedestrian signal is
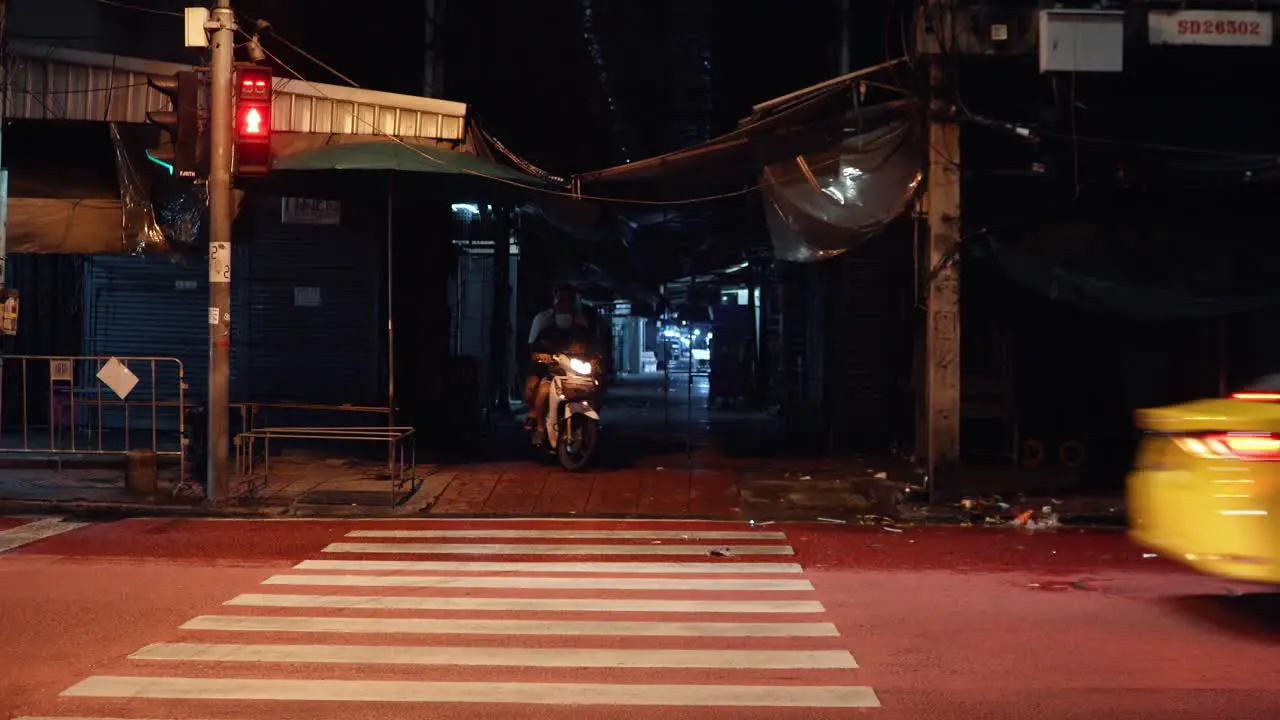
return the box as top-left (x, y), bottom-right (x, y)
top-left (234, 66), bottom-right (272, 176)
top-left (238, 104), bottom-right (267, 136)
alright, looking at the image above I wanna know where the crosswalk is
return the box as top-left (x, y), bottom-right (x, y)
top-left (0, 516), bottom-right (90, 553)
top-left (31, 519), bottom-right (881, 715)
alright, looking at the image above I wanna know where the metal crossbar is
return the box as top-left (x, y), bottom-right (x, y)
top-left (235, 425), bottom-right (419, 506)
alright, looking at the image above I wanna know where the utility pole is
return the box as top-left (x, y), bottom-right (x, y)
top-left (838, 0), bottom-right (851, 75)
top-left (1, 0), bottom-right (8, 280)
top-left (920, 0), bottom-right (962, 498)
top-left (423, 0), bottom-right (446, 97)
top-left (0, 0), bottom-right (10, 329)
top-left (489, 207), bottom-right (511, 414)
top-left (206, 0), bottom-right (236, 503)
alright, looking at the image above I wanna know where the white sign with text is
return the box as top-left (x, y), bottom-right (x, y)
top-left (1149, 10), bottom-right (1272, 46)
top-left (281, 197), bottom-right (341, 226)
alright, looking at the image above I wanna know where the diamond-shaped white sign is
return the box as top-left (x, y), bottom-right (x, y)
top-left (97, 357), bottom-right (139, 400)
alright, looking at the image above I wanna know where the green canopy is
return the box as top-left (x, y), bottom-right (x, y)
top-left (272, 140), bottom-right (555, 187)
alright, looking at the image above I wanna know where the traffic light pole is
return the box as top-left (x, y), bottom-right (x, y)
top-left (207, 0), bottom-right (235, 503)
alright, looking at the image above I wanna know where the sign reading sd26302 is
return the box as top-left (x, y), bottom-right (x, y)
top-left (1148, 10), bottom-right (1273, 47)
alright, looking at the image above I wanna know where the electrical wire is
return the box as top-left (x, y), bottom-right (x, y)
top-left (92, 0), bottom-right (182, 17)
top-left (268, 31), bottom-right (361, 89)
top-left (1068, 73), bottom-right (1080, 200)
top-left (232, 9), bottom-right (362, 89)
top-left (923, 0), bottom-right (1275, 175)
top-left (24, 81), bottom-right (149, 95)
top-left (966, 110), bottom-right (1280, 161)
top-left (250, 34), bottom-right (876, 207)
top-left (915, 190), bottom-right (1082, 307)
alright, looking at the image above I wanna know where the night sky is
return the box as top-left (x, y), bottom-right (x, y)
top-left (38, 1), bottom-right (895, 183)
top-left (227, 0), bottom-right (858, 175)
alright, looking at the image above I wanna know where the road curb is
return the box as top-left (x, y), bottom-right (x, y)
top-left (896, 512), bottom-right (1128, 529)
top-left (0, 498), bottom-right (290, 521)
top-left (0, 499), bottom-right (1127, 527)
top-left (0, 498), bottom-right (435, 521)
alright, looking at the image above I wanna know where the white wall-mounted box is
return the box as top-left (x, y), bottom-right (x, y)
top-left (1039, 9), bottom-right (1125, 73)
top-left (184, 7), bottom-right (211, 48)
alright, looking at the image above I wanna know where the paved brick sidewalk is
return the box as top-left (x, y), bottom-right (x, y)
top-left (423, 463), bottom-right (741, 518)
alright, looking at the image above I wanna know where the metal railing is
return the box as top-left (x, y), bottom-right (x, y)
top-left (235, 425), bottom-right (419, 506)
top-left (0, 355), bottom-right (186, 477)
top-left (233, 401), bottom-right (392, 436)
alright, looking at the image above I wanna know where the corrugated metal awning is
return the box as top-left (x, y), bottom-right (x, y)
top-left (5, 41), bottom-right (468, 144)
top-left (573, 59), bottom-right (910, 190)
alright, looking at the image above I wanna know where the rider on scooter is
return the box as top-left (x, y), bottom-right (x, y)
top-left (524, 285), bottom-right (600, 442)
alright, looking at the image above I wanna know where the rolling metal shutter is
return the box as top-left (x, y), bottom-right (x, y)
top-left (235, 194), bottom-right (383, 426)
top-left (81, 253), bottom-right (226, 430)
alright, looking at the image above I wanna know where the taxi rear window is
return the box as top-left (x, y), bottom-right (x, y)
top-left (1239, 374), bottom-right (1280, 392)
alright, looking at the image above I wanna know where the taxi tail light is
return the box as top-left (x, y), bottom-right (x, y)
top-left (1230, 392), bottom-right (1280, 401)
top-left (1173, 432), bottom-right (1280, 461)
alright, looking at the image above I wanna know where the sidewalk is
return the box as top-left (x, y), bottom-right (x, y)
top-left (0, 375), bottom-right (1125, 526)
top-left (0, 451), bottom-right (444, 519)
top-left (729, 455), bottom-right (1125, 527)
top-left (0, 451), bottom-right (1125, 528)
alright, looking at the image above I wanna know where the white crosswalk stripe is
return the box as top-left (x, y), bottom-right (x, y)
top-left (61, 676), bottom-right (881, 707)
top-left (346, 528), bottom-right (789, 539)
top-left (294, 558), bottom-right (806, 573)
top-left (322, 541), bottom-right (797, 555)
top-left (50, 520), bottom-right (881, 712)
top-left (226, 592), bottom-right (828, 613)
top-left (181, 614), bottom-right (842, 636)
top-left (130, 642), bottom-right (860, 668)
top-left (263, 572), bottom-right (814, 590)
top-left (0, 516), bottom-right (90, 553)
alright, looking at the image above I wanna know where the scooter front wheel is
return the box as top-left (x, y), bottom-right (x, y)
top-left (557, 415), bottom-right (598, 472)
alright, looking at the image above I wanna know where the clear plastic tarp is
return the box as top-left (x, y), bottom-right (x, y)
top-left (762, 117), bottom-right (923, 262)
top-left (109, 122), bottom-right (209, 253)
top-left (153, 180), bottom-right (209, 251)
top-left (109, 123), bottom-right (167, 254)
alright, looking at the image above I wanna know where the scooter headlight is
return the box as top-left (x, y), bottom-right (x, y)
top-left (568, 358), bottom-right (593, 375)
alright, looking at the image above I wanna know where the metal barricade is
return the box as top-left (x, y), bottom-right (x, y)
top-left (235, 425), bottom-right (419, 506)
top-left (0, 354), bottom-right (187, 485)
top-left (234, 401), bottom-right (392, 436)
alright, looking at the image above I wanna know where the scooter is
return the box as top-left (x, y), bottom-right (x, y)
top-left (532, 351), bottom-right (602, 471)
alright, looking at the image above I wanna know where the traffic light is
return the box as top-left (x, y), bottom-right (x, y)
top-left (234, 66), bottom-right (273, 176)
top-left (146, 71), bottom-right (201, 178)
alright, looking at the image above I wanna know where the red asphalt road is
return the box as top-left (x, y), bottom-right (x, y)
top-left (0, 516), bottom-right (1277, 720)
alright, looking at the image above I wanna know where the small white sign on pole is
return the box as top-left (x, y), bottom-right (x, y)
top-left (184, 7), bottom-right (211, 48)
top-left (97, 357), bottom-right (139, 400)
top-left (1149, 10), bottom-right (1273, 47)
top-left (209, 242), bottom-right (231, 283)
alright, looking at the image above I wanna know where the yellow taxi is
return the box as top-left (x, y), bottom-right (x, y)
top-left (1128, 380), bottom-right (1280, 583)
